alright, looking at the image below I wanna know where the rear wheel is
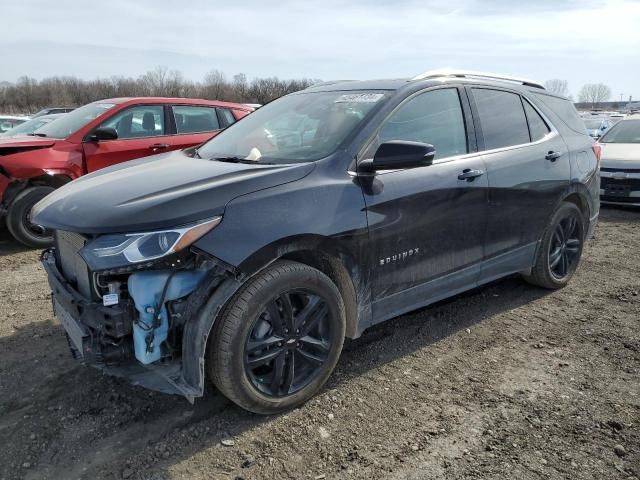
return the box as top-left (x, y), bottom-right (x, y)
top-left (6, 186), bottom-right (55, 248)
top-left (208, 260), bottom-right (345, 414)
top-left (523, 202), bottom-right (585, 289)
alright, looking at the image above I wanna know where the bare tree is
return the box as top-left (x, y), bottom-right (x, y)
top-left (544, 79), bottom-right (569, 97)
top-left (0, 66), bottom-right (319, 114)
top-left (202, 69), bottom-right (227, 100)
top-left (578, 83), bottom-right (612, 108)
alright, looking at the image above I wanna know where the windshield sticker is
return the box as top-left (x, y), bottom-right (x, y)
top-left (335, 93), bottom-right (384, 103)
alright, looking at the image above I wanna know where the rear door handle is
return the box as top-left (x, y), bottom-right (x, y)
top-left (149, 143), bottom-right (170, 150)
top-left (545, 151), bottom-right (562, 161)
top-left (458, 169), bottom-right (484, 181)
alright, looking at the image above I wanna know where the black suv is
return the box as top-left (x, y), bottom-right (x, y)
top-left (34, 70), bottom-right (600, 414)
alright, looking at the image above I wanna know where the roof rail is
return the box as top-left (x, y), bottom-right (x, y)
top-left (412, 69), bottom-right (546, 90)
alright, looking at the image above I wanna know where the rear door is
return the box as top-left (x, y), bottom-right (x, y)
top-left (468, 87), bottom-right (570, 280)
top-left (360, 87), bottom-right (489, 320)
top-left (168, 105), bottom-right (225, 149)
top-left (83, 104), bottom-right (173, 172)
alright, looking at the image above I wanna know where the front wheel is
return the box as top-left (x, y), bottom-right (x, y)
top-left (6, 186), bottom-right (55, 248)
top-left (208, 260), bottom-right (345, 414)
top-left (523, 202), bottom-right (585, 289)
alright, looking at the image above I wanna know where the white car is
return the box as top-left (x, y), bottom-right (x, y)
top-left (0, 113), bottom-right (65, 137)
top-left (0, 115), bottom-right (29, 134)
top-left (598, 115), bottom-right (640, 206)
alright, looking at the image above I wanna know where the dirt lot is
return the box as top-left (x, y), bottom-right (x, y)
top-left (0, 207), bottom-right (638, 480)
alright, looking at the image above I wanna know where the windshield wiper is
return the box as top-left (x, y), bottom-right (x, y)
top-left (211, 156), bottom-right (258, 164)
top-left (29, 132), bottom-right (48, 137)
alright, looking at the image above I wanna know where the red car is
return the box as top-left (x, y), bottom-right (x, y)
top-left (0, 97), bottom-right (253, 247)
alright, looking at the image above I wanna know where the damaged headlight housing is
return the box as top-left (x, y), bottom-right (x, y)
top-left (80, 217), bottom-right (221, 270)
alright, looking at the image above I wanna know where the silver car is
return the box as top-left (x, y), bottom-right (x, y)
top-left (599, 116), bottom-right (640, 206)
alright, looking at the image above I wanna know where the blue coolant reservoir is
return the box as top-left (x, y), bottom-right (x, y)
top-left (128, 270), bottom-right (207, 365)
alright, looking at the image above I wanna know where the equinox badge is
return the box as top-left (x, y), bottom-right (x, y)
top-left (379, 248), bottom-right (420, 266)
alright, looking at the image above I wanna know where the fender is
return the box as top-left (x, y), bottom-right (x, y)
top-left (180, 272), bottom-right (243, 398)
top-left (179, 235), bottom-right (370, 397)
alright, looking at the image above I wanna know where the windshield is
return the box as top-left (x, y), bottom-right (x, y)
top-left (599, 120), bottom-right (640, 144)
top-left (583, 119), bottom-right (604, 129)
top-left (34, 103), bottom-right (115, 139)
top-left (1, 116), bottom-right (55, 137)
top-left (197, 90), bottom-right (389, 164)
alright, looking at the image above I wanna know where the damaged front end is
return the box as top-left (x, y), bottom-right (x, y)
top-left (41, 220), bottom-right (238, 401)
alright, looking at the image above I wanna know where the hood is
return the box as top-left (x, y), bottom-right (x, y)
top-left (32, 150), bottom-right (314, 234)
top-left (600, 143), bottom-right (640, 166)
top-left (0, 136), bottom-right (56, 151)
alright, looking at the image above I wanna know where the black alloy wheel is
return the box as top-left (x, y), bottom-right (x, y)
top-left (548, 214), bottom-right (581, 280)
top-left (244, 290), bottom-right (332, 397)
top-left (523, 202), bottom-right (585, 289)
top-left (208, 260), bottom-right (345, 414)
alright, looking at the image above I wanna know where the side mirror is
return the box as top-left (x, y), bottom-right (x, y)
top-left (89, 127), bottom-right (118, 141)
top-left (360, 141), bottom-right (436, 173)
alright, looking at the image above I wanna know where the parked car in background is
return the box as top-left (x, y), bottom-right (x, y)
top-left (583, 117), bottom-right (613, 138)
top-left (598, 115), bottom-right (640, 206)
top-left (0, 97), bottom-right (254, 247)
top-left (0, 115), bottom-right (29, 134)
top-left (30, 107), bottom-right (75, 118)
top-left (0, 113), bottom-right (65, 137)
top-left (33, 70), bottom-right (599, 414)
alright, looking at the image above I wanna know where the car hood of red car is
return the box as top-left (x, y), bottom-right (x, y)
top-left (0, 136), bottom-right (57, 149)
top-left (32, 149), bottom-right (315, 234)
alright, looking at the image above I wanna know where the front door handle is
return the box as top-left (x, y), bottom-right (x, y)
top-left (545, 151), bottom-right (562, 162)
top-left (458, 169), bottom-right (484, 181)
top-left (149, 143), bottom-right (170, 150)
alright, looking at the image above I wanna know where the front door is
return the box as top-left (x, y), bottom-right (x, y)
top-left (359, 87), bottom-right (489, 323)
top-left (83, 104), bottom-right (174, 172)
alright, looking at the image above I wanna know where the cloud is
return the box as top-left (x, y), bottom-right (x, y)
top-left (2, 0), bottom-right (639, 99)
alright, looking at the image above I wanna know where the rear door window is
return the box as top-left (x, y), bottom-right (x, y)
top-left (472, 88), bottom-right (530, 150)
top-left (100, 105), bottom-right (165, 139)
top-left (173, 106), bottom-right (220, 133)
top-left (523, 99), bottom-right (551, 141)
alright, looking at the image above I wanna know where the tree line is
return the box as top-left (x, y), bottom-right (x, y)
top-left (0, 66), bottom-right (320, 114)
top-left (544, 79), bottom-right (614, 108)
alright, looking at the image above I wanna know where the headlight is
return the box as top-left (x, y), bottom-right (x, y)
top-left (80, 217), bottom-right (221, 270)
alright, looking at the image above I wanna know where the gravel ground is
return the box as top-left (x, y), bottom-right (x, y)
top-left (0, 207), bottom-right (638, 480)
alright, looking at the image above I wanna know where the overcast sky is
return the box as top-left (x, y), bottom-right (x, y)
top-left (2, 0), bottom-right (639, 100)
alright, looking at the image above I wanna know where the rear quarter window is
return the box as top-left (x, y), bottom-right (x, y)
top-left (531, 93), bottom-right (585, 134)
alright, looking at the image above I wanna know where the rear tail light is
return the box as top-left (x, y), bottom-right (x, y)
top-left (592, 143), bottom-right (602, 163)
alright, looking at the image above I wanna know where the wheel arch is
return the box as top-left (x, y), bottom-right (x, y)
top-left (180, 234), bottom-right (368, 397)
top-left (559, 185), bottom-right (593, 234)
top-left (2, 173), bottom-right (72, 209)
top-left (236, 234), bottom-right (363, 339)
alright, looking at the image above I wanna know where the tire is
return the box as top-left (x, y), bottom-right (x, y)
top-left (6, 186), bottom-right (55, 248)
top-left (208, 260), bottom-right (346, 414)
top-left (523, 202), bottom-right (585, 289)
